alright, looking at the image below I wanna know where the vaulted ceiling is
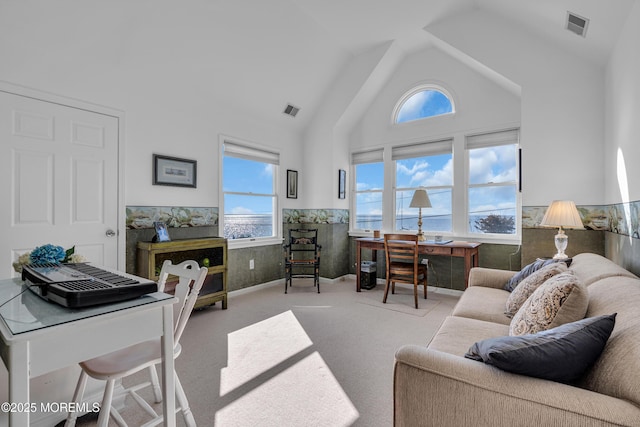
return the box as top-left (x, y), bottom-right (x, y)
top-left (1, 0), bottom-right (636, 133)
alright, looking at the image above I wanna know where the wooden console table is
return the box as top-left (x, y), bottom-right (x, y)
top-left (355, 238), bottom-right (481, 291)
top-left (137, 237), bottom-right (228, 309)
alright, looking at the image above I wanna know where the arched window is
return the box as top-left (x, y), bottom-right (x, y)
top-left (394, 85), bottom-right (454, 124)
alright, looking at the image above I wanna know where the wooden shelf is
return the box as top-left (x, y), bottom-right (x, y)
top-left (137, 237), bottom-right (227, 309)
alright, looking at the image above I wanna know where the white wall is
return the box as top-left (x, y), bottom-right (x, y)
top-left (426, 8), bottom-right (605, 206)
top-left (302, 42), bottom-right (400, 209)
top-left (351, 46), bottom-right (521, 149)
top-left (605, 0), bottom-right (640, 205)
top-left (0, 1), bottom-right (352, 211)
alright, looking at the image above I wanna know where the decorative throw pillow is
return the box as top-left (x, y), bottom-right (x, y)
top-left (503, 258), bottom-right (572, 292)
top-left (465, 314), bottom-right (616, 383)
top-left (510, 271), bottom-right (588, 336)
top-left (504, 262), bottom-right (568, 318)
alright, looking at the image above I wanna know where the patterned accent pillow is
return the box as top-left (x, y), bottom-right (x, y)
top-left (503, 258), bottom-right (572, 292)
top-left (504, 262), bottom-right (568, 318)
top-left (510, 271), bottom-right (588, 336)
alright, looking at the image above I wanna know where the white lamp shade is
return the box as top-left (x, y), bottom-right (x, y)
top-left (409, 189), bottom-right (431, 208)
top-left (540, 200), bottom-right (584, 229)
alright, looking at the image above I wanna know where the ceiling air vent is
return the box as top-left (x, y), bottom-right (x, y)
top-left (566, 11), bottom-right (589, 37)
top-left (283, 104), bottom-right (300, 118)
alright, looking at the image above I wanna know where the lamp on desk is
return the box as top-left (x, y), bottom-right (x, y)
top-left (539, 200), bottom-right (585, 259)
top-left (410, 189), bottom-right (431, 242)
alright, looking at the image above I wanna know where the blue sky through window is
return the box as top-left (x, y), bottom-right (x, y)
top-left (396, 155), bottom-right (453, 231)
top-left (223, 156), bottom-right (274, 214)
top-left (468, 144), bottom-right (518, 230)
top-left (396, 90), bottom-right (453, 123)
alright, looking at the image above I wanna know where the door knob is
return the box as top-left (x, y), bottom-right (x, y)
top-left (106, 229), bottom-right (117, 237)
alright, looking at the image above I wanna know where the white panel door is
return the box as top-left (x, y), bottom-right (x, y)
top-left (0, 91), bottom-right (119, 277)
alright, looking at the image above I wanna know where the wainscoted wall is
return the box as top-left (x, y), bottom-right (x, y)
top-left (283, 209), bottom-right (350, 280)
top-left (124, 202), bottom-right (640, 293)
top-left (350, 239), bottom-right (521, 292)
top-left (125, 206), bottom-right (219, 275)
top-left (125, 207), bottom-right (352, 292)
top-left (522, 203), bottom-right (639, 274)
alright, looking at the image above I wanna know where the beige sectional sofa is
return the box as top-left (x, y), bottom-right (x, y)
top-left (393, 253), bottom-right (640, 426)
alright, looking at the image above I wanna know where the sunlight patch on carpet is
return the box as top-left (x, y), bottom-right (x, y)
top-left (220, 310), bottom-right (313, 396)
top-left (218, 310), bottom-right (359, 426)
top-left (216, 351), bottom-right (359, 427)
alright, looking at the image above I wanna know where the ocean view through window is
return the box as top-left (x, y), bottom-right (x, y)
top-left (352, 149), bottom-right (384, 231)
top-left (394, 141), bottom-right (453, 233)
top-left (466, 129), bottom-right (519, 235)
top-left (222, 140), bottom-right (279, 241)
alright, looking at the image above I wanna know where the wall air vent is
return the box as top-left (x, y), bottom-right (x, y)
top-left (566, 11), bottom-right (589, 37)
top-left (283, 104), bottom-right (300, 118)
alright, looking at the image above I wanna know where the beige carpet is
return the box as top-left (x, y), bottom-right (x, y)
top-left (67, 278), bottom-right (459, 427)
top-left (356, 284), bottom-right (441, 317)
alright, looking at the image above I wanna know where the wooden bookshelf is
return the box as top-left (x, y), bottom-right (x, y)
top-left (137, 237), bottom-right (227, 309)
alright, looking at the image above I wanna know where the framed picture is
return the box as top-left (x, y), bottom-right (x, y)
top-left (153, 154), bottom-right (197, 188)
top-left (287, 169), bottom-right (298, 199)
top-left (153, 221), bottom-right (171, 242)
top-left (338, 169), bottom-right (346, 199)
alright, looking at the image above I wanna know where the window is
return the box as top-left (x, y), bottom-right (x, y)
top-left (222, 139), bottom-right (279, 241)
top-left (393, 140), bottom-right (453, 233)
top-left (466, 129), bottom-right (519, 235)
top-left (352, 149), bottom-right (384, 231)
top-left (394, 85), bottom-right (454, 124)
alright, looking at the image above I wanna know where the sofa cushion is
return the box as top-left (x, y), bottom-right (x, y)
top-left (503, 258), bottom-right (572, 292)
top-left (578, 276), bottom-right (640, 407)
top-left (428, 315), bottom-right (509, 356)
top-left (505, 262), bottom-right (568, 318)
top-left (451, 286), bottom-right (511, 325)
top-left (510, 271), bottom-right (588, 336)
top-left (569, 253), bottom-right (639, 287)
top-left (465, 314), bottom-right (616, 383)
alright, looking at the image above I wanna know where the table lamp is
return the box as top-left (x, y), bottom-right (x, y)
top-left (409, 189), bottom-right (431, 241)
top-left (539, 200), bottom-right (584, 259)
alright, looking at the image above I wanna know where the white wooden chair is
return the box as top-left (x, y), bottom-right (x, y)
top-left (65, 260), bottom-right (208, 427)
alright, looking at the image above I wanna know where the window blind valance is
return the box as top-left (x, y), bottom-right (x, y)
top-left (351, 148), bottom-right (384, 164)
top-left (223, 141), bottom-right (279, 165)
top-left (466, 128), bottom-right (519, 149)
top-left (391, 138), bottom-right (453, 161)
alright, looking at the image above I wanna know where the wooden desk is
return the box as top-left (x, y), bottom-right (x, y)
top-left (0, 278), bottom-right (176, 427)
top-left (355, 238), bottom-right (481, 291)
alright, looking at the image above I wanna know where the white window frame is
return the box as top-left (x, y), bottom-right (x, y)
top-left (392, 83), bottom-right (456, 125)
top-left (392, 139), bottom-right (454, 234)
top-left (464, 128), bottom-right (521, 241)
top-left (219, 135), bottom-right (281, 249)
top-left (349, 128), bottom-right (521, 244)
top-left (350, 148), bottom-right (385, 234)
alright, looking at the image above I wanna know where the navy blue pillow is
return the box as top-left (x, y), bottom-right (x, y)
top-left (465, 313), bottom-right (616, 383)
top-left (504, 258), bottom-right (572, 292)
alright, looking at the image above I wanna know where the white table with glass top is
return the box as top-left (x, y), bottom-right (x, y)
top-left (0, 277), bottom-right (177, 427)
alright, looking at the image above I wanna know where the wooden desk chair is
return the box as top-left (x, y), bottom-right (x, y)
top-left (283, 228), bottom-right (322, 293)
top-left (66, 260), bottom-right (208, 427)
top-left (383, 234), bottom-right (428, 309)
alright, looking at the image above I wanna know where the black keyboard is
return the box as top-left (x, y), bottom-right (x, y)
top-left (22, 263), bottom-right (158, 308)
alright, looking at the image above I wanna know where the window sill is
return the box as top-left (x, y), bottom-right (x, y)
top-left (227, 236), bottom-right (283, 250)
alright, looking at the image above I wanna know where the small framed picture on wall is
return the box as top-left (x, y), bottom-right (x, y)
top-left (338, 169), bottom-right (346, 199)
top-left (287, 169), bottom-right (298, 199)
top-left (153, 154), bottom-right (197, 188)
